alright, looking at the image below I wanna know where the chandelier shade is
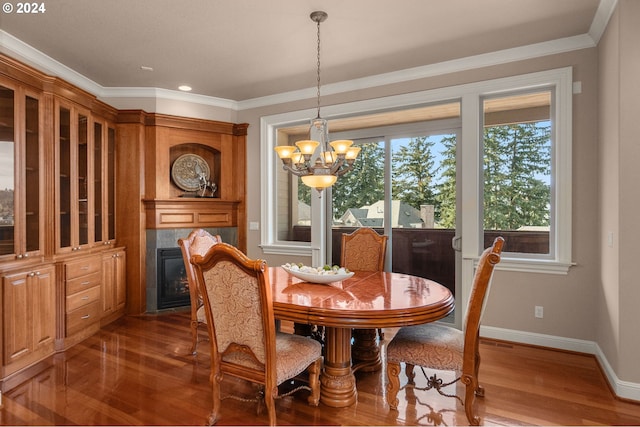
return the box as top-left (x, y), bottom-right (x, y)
top-left (274, 11), bottom-right (359, 192)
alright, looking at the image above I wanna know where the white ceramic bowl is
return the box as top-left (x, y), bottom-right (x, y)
top-left (282, 266), bottom-right (354, 284)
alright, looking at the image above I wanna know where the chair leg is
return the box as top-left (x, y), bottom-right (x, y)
top-left (386, 360), bottom-right (401, 410)
top-left (265, 387), bottom-right (277, 426)
top-left (190, 319), bottom-right (199, 354)
top-left (462, 374), bottom-right (480, 426)
top-left (406, 363), bottom-right (416, 383)
top-left (307, 357), bottom-right (321, 406)
top-left (209, 373), bottom-right (222, 425)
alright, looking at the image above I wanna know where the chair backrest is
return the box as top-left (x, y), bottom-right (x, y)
top-left (191, 242), bottom-right (276, 387)
top-left (462, 237), bottom-right (504, 370)
top-left (178, 229), bottom-right (222, 312)
top-left (340, 227), bottom-right (388, 272)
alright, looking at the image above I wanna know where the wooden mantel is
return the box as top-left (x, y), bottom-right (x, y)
top-left (116, 111), bottom-right (248, 314)
top-left (142, 198), bottom-right (240, 229)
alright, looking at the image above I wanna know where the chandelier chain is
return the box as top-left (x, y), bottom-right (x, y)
top-left (316, 16), bottom-right (322, 119)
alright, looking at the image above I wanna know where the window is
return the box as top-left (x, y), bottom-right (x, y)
top-left (482, 89), bottom-right (553, 257)
top-left (262, 67), bottom-right (573, 273)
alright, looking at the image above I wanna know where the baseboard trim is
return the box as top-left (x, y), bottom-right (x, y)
top-left (480, 325), bottom-right (640, 402)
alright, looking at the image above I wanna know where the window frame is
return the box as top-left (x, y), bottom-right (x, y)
top-left (261, 67), bottom-right (573, 274)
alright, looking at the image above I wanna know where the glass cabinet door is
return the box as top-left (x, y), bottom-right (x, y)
top-left (56, 101), bottom-right (93, 253)
top-left (94, 121), bottom-right (103, 243)
top-left (107, 126), bottom-right (116, 242)
top-left (93, 120), bottom-right (116, 245)
top-left (0, 82), bottom-right (42, 260)
top-left (77, 113), bottom-right (89, 247)
top-left (0, 84), bottom-right (16, 257)
top-left (24, 95), bottom-right (41, 254)
top-left (58, 105), bottom-right (72, 250)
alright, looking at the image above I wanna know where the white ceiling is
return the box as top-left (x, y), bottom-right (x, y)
top-left (0, 0), bottom-right (608, 104)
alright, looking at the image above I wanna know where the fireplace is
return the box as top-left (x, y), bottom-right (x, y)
top-left (157, 248), bottom-right (190, 309)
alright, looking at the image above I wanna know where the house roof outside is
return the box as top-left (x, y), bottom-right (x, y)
top-left (336, 200), bottom-right (424, 228)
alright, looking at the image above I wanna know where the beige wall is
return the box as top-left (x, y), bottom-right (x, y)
top-left (597, 1), bottom-right (621, 380)
top-left (599, 0), bottom-right (640, 383)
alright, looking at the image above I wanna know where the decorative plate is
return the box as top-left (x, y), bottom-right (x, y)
top-left (282, 265), bottom-right (354, 284)
top-left (171, 154), bottom-right (211, 191)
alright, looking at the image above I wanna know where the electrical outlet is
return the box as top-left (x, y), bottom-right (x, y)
top-left (535, 306), bottom-right (544, 318)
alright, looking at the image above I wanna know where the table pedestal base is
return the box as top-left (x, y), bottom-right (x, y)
top-left (352, 328), bottom-right (382, 372)
top-left (320, 327), bottom-right (357, 407)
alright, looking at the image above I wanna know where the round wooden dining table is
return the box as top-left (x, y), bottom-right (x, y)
top-left (269, 266), bottom-right (454, 408)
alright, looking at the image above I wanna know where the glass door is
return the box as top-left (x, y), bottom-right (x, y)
top-left (327, 118), bottom-right (461, 308)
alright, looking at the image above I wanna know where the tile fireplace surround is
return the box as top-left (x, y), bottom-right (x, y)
top-left (145, 227), bottom-right (237, 312)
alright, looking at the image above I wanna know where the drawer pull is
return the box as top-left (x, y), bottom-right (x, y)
top-left (81, 296), bottom-right (89, 300)
top-left (81, 281), bottom-right (91, 285)
top-left (80, 266), bottom-right (90, 270)
top-left (81, 314), bottom-right (91, 320)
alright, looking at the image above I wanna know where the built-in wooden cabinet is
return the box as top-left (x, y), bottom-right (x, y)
top-left (0, 54), bottom-right (127, 391)
top-left (1, 264), bottom-right (55, 377)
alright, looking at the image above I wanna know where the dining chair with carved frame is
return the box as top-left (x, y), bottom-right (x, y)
top-left (191, 242), bottom-right (322, 426)
top-left (385, 236), bottom-right (504, 426)
top-left (178, 228), bottom-right (222, 354)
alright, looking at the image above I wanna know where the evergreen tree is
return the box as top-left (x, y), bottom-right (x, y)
top-left (483, 122), bottom-right (551, 230)
top-left (391, 136), bottom-right (437, 212)
top-left (332, 142), bottom-right (384, 219)
top-left (434, 135), bottom-right (457, 228)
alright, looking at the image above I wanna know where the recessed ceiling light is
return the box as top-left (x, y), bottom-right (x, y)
top-left (140, 65), bottom-right (154, 71)
top-left (178, 85), bottom-right (192, 92)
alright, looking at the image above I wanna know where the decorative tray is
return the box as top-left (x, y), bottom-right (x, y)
top-left (281, 263), bottom-right (354, 284)
top-left (171, 154), bottom-right (211, 191)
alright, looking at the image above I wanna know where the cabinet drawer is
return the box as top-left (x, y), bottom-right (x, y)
top-left (66, 300), bottom-right (100, 336)
top-left (65, 257), bottom-right (101, 280)
top-left (66, 271), bottom-right (101, 295)
top-left (66, 285), bottom-right (100, 312)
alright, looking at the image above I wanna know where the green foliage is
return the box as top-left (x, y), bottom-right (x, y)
top-left (332, 142), bottom-right (385, 219)
top-left (483, 123), bottom-right (551, 230)
top-left (434, 135), bottom-right (457, 228)
top-left (298, 122), bottom-right (551, 232)
top-left (391, 136), bottom-right (438, 212)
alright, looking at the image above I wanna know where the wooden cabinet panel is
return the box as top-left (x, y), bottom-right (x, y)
top-left (66, 301), bottom-right (100, 336)
top-left (66, 286), bottom-right (100, 312)
top-left (2, 265), bottom-right (55, 369)
top-left (101, 248), bottom-right (126, 324)
top-left (65, 257), bottom-right (101, 280)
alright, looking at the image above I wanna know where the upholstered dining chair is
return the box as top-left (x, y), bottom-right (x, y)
top-left (341, 227), bottom-right (388, 368)
top-left (178, 229), bottom-right (222, 354)
top-left (385, 236), bottom-right (504, 426)
top-left (340, 227), bottom-right (388, 272)
top-left (191, 242), bottom-right (322, 426)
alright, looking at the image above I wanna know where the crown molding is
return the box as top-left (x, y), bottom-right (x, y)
top-left (589, 0), bottom-right (618, 43)
top-left (0, 30), bottom-right (104, 95)
top-left (99, 86), bottom-right (238, 110)
top-left (238, 34), bottom-right (595, 111)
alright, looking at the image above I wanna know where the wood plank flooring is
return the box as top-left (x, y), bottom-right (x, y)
top-left (1, 312), bottom-right (639, 425)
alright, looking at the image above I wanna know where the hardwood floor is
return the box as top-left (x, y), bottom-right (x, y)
top-left (1, 312), bottom-right (639, 425)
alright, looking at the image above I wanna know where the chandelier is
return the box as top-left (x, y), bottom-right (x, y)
top-left (274, 11), bottom-right (360, 191)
